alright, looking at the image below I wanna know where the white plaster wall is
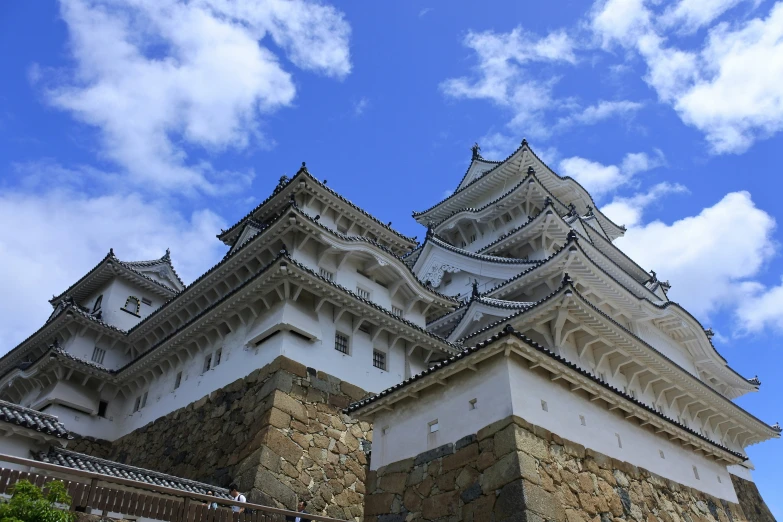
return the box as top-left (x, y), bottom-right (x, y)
top-left (0, 431), bottom-right (42, 467)
top-left (33, 380), bottom-right (99, 414)
top-left (97, 278), bottom-right (162, 331)
top-left (371, 357), bottom-right (512, 470)
top-left (369, 357), bottom-right (738, 502)
top-left (727, 463), bottom-right (753, 482)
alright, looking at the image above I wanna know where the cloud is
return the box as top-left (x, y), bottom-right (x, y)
top-left (558, 150), bottom-right (664, 199)
top-left (590, 0), bottom-right (783, 154)
top-left (440, 27), bottom-right (576, 134)
top-left (0, 175), bottom-right (228, 352)
top-left (614, 191), bottom-right (776, 318)
top-left (354, 97), bottom-right (370, 116)
top-left (42, 0), bottom-right (351, 195)
top-left (419, 7), bottom-right (434, 17)
top-left (555, 99), bottom-right (644, 129)
top-left (601, 181), bottom-right (688, 228)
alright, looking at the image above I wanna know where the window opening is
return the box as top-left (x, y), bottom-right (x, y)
top-left (91, 347), bottom-right (106, 365)
top-left (122, 296), bottom-right (140, 315)
top-left (203, 354), bottom-right (212, 373)
top-left (469, 398), bottom-right (477, 410)
top-left (98, 401), bottom-right (108, 418)
top-left (392, 306), bottom-right (404, 318)
top-left (214, 348), bottom-right (222, 367)
top-left (141, 297), bottom-right (152, 306)
top-left (319, 268), bottom-right (334, 281)
top-left (373, 349), bottom-right (387, 371)
top-left (92, 295), bottom-right (103, 313)
top-left (174, 371), bottom-right (183, 390)
top-left (356, 287), bottom-right (371, 300)
top-left (541, 400), bottom-right (548, 412)
top-left (429, 420), bottom-right (439, 433)
top-left (335, 332), bottom-right (349, 355)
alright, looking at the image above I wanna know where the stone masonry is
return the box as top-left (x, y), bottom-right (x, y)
top-left (364, 415), bottom-right (765, 522)
top-left (71, 356), bottom-right (372, 520)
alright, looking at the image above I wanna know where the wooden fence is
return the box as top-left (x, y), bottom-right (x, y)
top-left (0, 453), bottom-right (345, 522)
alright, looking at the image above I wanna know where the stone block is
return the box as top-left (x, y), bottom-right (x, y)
top-left (456, 433), bottom-right (478, 450)
top-left (464, 493), bottom-right (496, 522)
top-left (422, 491), bottom-right (459, 519)
top-left (260, 406), bottom-right (291, 429)
top-left (477, 416), bottom-right (515, 441)
top-left (269, 390), bottom-right (308, 423)
top-left (403, 488), bottom-right (422, 512)
top-left (414, 443), bottom-right (454, 466)
top-left (340, 380), bottom-right (367, 401)
top-left (442, 442), bottom-right (478, 471)
top-left (383, 457), bottom-right (415, 475)
top-left (263, 427), bottom-right (304, 464)
top-left (494, 423), bottom-right (549, 460)
top-left (253, 468), bottom-right (297, 509)
top-left (278, 356), bottom-right (308, 378)
top-left (461, 482), bottom-right (483, 504)
top-left (364, 493), bottom-right (397, 516)
top-left (481, 451), bottom-right (538, 493)
top-left (379, 472), bottom-right (408, 495)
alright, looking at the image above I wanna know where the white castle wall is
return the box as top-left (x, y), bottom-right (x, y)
top-left (369, 356), bottom-right (739, 503)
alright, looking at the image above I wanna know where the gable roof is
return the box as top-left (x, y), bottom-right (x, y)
top-left (36, 448), bottom-right (231, 498)
top-left (0, 400), bottom-right (71, 439)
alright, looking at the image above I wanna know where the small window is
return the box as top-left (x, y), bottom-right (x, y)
top-left (174, 371), bottom-right (183, 390)
top-left (140, 391), bottom-right (148, 409)
top-left (541, 400), bottom-right (548, 412)
top-left (693, 466), bottom-right (700, 480)
top-left (141, 297), bottom-right (152, 306)
top-left (503, 214), bottom-right (512, 223)
top-left (203, 354), bottom-right (212, 373)
top-left (335, 332), bottom-right (350, 354)
top-left (429, 420), bottom-right (439, 433)
top-left (579, 415), bottom-right (586, 426)
top-left (214, 348), bottom-right (222, 367)
top-left (659, 450), bottom-right (665, 459)
top-left (391, 306), bottom-right (404, 318)
top-left (373, 349), bottom-right (387, 371)
top-left (98, 401), bottom-right (108, 418)
top-left (133, 396), bottom-right (141, 413)
top-left (91, 347), bottom-right (106, 365)
top-left (123, 296), bottom-right (140, 315)
top-left (381, 426), bottom-right (389, 436)
top-left (319, 268), bottom-right (334, 281)
top-left (469, 398), bottom-right (477, 410)
top-left (616, 433), bottom-right (622, 448)
top-left (356, 287), bottom-right (371, 300)
top-left (469, 233), bottom-right (477, 243)
top-left (92, 295), bottom-right (103, 313)
top-left (717, 475), bottom-right (722, 484)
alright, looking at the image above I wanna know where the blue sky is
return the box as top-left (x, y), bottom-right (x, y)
top-left (1, 0), bottom-right (782, 511)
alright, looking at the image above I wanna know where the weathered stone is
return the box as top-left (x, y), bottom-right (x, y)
top-left (456, 433), bottom-right (478, 450)
top-left (365, 493), bottom-right (396, 516)
top-left (379, 472), bottom-right (408, 495)
top-left (461, 482), bottom-right (483, 504)
top-left (263, 428), bottom-right (304, 465)
top-left (422, 491), bottom-right (459, 519)
top-left (413, 443), bottom-right (454, 466)
top-left (481, 451), bottom-right (538, 493)
top-left (253, 468), bottom-right (297, 509)
top-left (494, 424), bottom-right (549, 460)
top-left (442, 442), bottom-right (478, 471)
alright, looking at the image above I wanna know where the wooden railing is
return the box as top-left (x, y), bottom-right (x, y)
top-left (0, 454), bottom-right (345, 522)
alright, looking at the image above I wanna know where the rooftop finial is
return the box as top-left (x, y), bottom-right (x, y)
top-left (704, 327), bottom-right (714, 338)
top-left (585, 205), bottom-right (594, 216)
top-left (566, 229), bottom-right (578, 242)
top-left (544, 196), bottom-right (552, 207)
top-left (562, 272), bottom-right (573, 286)
top-left (527, 165), bottom-right (535, 176)
top-left (162, 248), bottom-right (171, 261)
top-left (278, 175), bottom-right (289, 187)
top-left (521, 138), bottom-right (528, 146)
top-left (109, 248), bottom-right (114, 256)
top-left (504, 324), bottom-right (514, 333)
top-left (298, 162), bottom-right (308, 174)
top-left (471, 280), bottom-right (480, 299)
top-left (426, 222), bottom-right (435, 237)
top-left (567, 203), bottom-right (577, 217)
top-left (748, 375), bottom-right (761, 386)
top-left (773, 422), bottom-right (781, 432)
top-left (649, 270), bottom-right (658, 283)
top-left (471, 143), bottom-right (481, 160)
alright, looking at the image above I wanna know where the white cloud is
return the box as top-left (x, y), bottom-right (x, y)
top-left (735, 279), bottom-right (783, 333)
top-left (601, 181), bottom-right (688, 227)
top-left (555, 99), bottom-right (643, 128)
top-left (44, 0), bottom-right (351, 195)
top-left (558, 150), bottom-right (664, 199)
top-left (440, 27), bottom-right (576, 134)
top-left (477, 132), bottom-right (520, 159)
top-left (419, 7), bottom-right (434, 17)
top-left (0, 178), bottom-right (227, 351)
top-left (354, 97), bottom-right (370, 116)
top-left (614, 191), bottom-right (776, 318)
top-left (590, 0), bottom-right (783, 154)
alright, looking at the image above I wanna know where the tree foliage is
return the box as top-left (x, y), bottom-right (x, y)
top-left (0, 479), bottom-right (76, 522)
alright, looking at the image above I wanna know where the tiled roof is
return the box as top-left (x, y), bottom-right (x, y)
top-left (219, 166), bottom-right (417, 246)
top-left (422, 234), bottom-right (541, 266)
top-left (345, 325), bottom-right (751, 460)
top-left (36, 448), bottom-right (231, 498)
top-left (120, 249), bottom-right (185, 290)
top-left (0, 400), bottom-right (71, 439)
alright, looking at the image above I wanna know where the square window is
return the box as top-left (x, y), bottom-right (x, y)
top-left (174, 371), bottom-right (183, 390)
top-left (392, 306), bottom-right (404, 318)
top-left (335, 332), bottom-right (350, 355)
top-left (91, 347), bottom-right (106, 365)
top-left (541, 400), bottom-right (548, 412)
top-left (373, 349), bottom-right (387, 371)
top-left (356, 287), bottom-right (371, 300)
top-left (429, 420), bottom-right (439, 433)
top-left (469, 398), bottom-right (477, 410)
top-left (202, 354), bottom-right (212, 373)
top-left (319, 268), bottom-right (334, 281)
top-left (214, 348), bottom-right (222, 367)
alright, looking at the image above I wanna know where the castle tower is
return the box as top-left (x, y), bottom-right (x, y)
top-left (352, 141), bottom-right (779, 522)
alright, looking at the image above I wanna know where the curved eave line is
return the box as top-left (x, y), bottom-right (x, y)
top-left (415, 234), bottom-right (542, 270)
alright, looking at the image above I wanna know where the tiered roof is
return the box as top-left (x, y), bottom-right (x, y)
top-left (0, 399), bottom-right (71, 439)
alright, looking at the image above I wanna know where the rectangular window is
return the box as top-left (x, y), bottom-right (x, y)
top-left (503, 214), bottom-right (512, 223)
top-left (202, 354), bottom-right (212, 373)
top-left (373, 349), bottom-right (387, 371)
top-left (141, 297), bottom-right (152, 306)
top-left (133, 396), bottom-right (141, 413)
top-left (469, 234), bottom-right (477, 243)
top-left (98, 401), bottom-right (108, 418)
top-left (693, 466), bottom-right (700, 480)
top-left (429, 420), bottom-right (439, 433)
top-left (319, 268), bottom-right (334, 281)
top-left (616, 433), bottom-right (622, 448)
top-left (579, 415), bottom-right (586, 426)
top-left (541, 400), bottom-right (548, 412)
top-left (91, 347), bottom-right (106, 365)
top-left (174, 371), bottom-right (183, 390)
top-left (391, 306), bottom-right (404, 318)
top-left (335, 332), bottom-right (349, 354)
top-left (140, 391), bottom-right (148, 409)
top-left (356, 287), bottom-right (371, 300)
top-left (717, 475), bottom-right (722, 484)
top-left (214, 348), bottom-right (222, 367)
top-left (659, 450), bottom-right (665, 459)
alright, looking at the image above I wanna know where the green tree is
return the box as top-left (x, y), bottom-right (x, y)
top-left (0, 479), bottom-right (76, 522)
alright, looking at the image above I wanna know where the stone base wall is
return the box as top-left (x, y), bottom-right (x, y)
top-left (730, 474), bottom-right (776, 522)
top-left (365, 415), bottom-right (751, 522)
top-left (75, 356), bottom-right (372, 519)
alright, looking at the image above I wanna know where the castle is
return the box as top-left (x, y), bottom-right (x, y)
top-left (0, 140), bottom-right (777, 521)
